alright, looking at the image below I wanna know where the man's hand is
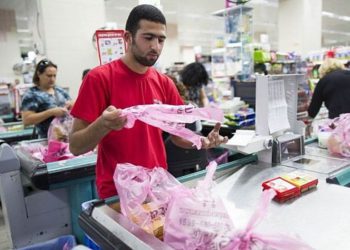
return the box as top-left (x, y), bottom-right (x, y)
top-left (101, 105), bottom-right (127, 131)
top-left (201, 122), bottom-right (228, 149)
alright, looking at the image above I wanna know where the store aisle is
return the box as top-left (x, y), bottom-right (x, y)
top-left (0, 205), bottom-right (11, 250)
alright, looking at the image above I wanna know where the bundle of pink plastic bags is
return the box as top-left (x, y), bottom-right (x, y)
top-left (122, 103), bottom-right (224, 149)
top-left (23, 103), bottom-right (222, 163)
top-left (114, 161), bottom-right (313, 250)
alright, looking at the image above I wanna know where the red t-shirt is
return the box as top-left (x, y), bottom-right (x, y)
top-left (71, 59), bottom-right (183, 199)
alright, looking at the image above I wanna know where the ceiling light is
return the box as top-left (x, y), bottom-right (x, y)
top-left (322, 29), bottom-right (350, 36)
top-left (17, 29), bottom-right (31, 33)
top-left (322, 30), bottom-right (350, 36)
top-left (322, 11), bottom-right (350, 22)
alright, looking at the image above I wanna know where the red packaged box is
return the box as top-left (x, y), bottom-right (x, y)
top-left (262, 177), bottom-right (301, 202)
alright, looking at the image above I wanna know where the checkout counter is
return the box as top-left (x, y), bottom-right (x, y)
top-left (78, 140), bottom-right (350, 250)
top-left (0, 139), bottom-right (97, 249)
top-left (76, 73), bottom-right (350, 249)
top-left (0, 121), bottom-right (34, 144)
top-left (0, 113), bottom-right (15, 123)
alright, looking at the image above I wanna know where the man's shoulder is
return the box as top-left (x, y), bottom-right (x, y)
top-left (89, 60), bottom-right (123, 77)
top-left (148, 67), bottom-right (171, 82)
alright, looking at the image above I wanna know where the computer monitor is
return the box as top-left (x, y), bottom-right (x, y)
top-left (232, 80), bottom-right (256, 109)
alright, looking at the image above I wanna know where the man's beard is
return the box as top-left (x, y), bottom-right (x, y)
top-left (131, 41), bottom-right (158, 66)
top-left (134, 53), bottom-right (157, 66)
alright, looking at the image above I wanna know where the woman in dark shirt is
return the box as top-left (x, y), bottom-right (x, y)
top-left (21, 59), bottom-right (73, 138)
top-left (180, 62), bottom-right (209, 107)
top-left (308, 58), bottom-right (349, 119)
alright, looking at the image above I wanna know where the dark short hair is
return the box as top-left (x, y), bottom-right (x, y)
top-left (33, 59), bottom-right (57, 85)
top-left (82, 68), bottom-right (90, 80)
top-left (180, 62), bottom-right (209, 87)
top-left (125, 4), bottom-right (166, 36)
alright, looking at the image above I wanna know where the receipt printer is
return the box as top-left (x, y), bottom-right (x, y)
top-left (272, 133), bottom-right (305, 164)
top-left (223, 130), bottom-right (273, 155)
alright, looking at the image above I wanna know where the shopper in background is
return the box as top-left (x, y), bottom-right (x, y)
top-left (21, 59), bottom-right (73, 138)
top-left (308, 58), bottom-right (350, 119)
top-left (82, 68), bottom-right (90, 80)
top-left (180, 62), bottom-right (209, 107)
top-left (69, 4), bottom-right (228, 199)
top-left (166, 73), bottom-right (188, 103)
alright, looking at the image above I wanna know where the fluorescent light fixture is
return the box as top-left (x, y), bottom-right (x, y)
top-left (19, 38), bottom-right (34, 42)
top-left (250, 0), bottom-right (278, 8)
top-left (15, 16), bottom-right (28, 21)
top-left (322, 11), bottom-right (350, 22)
top-left (322, 29), bottom-right (350, 36)
top-left (17, 29), bottom-right (31, 33)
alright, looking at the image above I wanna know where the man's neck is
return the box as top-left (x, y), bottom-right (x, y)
top-left (121, 54), bottom-right (148, 74)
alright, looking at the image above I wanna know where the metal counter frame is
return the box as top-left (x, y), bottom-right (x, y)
top-left (0, 122), bottom-right (34, 144)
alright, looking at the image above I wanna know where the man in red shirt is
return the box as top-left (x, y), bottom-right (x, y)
top-left (69, 4), bottom-right (228, 199)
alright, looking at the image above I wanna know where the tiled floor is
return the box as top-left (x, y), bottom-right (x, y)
top-left (0, 205), bottom-right (11, 250)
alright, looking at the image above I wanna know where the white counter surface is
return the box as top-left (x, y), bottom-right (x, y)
top-left (213, 160), bottom-right (350, 250)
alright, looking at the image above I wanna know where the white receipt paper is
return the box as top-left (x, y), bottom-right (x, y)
top-left (267, 79), bottom-right (290, 134)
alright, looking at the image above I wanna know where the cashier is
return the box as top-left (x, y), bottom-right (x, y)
top-left (21, 59), bottom-right (73, 138)
top-left (69, 4), bottom-right (228, 199)
top-left (308, 58), bottom-right (350, 119)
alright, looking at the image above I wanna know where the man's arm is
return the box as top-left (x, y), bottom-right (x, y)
top-left (69, 106), bottom-right (126, 155)
top-left (170, 122), bottom-right (228, 149)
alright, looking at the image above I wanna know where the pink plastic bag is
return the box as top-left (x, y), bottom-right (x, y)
top-left (223, 189), bottom-right (313, 250)
top-left (122, 104), bottom-right (224, 149)
top-left (164, 161), bottom-right (236, 249)
top-left (164, 163), bottom-right (312, 250)
top-left (114, 163), bottom-right (181, 238)
top-left (17, 141), bottom-right (47, 161)
top-left (47, 114), bottom-right (73, 142)
top-left (320, 113), bottom-right (350, 157)
top-left (43, 114), bottom-right (74, 162)
top-left (43, 140), bottom-right (74, 162)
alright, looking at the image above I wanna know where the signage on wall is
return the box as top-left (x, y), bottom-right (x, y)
top-left (95, 30), bottom-right (126, 65)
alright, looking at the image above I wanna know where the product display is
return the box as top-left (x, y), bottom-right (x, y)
top-left (262, 172), bottom-right (318, 202)
top-left (262, 177), bottom-right (301, 202)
